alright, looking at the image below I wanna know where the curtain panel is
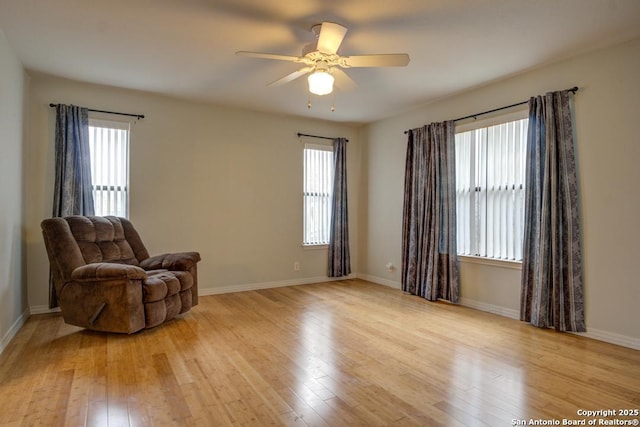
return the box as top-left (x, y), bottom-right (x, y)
top-left (520, 90), bottom-right (585, 332)
top-left (328, 137), bottom-right (351, 277)
top-left (53, 104), bottom-right (95, 217)
top-left (50, 104), bottom-right (95, 307)
top-left (401, 121), bottom-right (459, 302)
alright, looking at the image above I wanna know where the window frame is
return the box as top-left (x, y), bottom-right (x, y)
top-left (88, 117), bottom-right (131, 218)
top-left (455, 108), bottom-right (528, 268)
top-left (302, 141), bottom-right (334, 247)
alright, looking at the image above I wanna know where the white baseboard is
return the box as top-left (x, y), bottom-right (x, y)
top-left (572, 329), bottom-right (640, 350)
top-left (357, 273), bottom-right (401, 289)
top-left (356, 273), bottom-right (639, 350)
top-left (199, 274), bottom-right (357, 296)
top-left (459, 297), bottom-right (520, 320)
top-left (29, 305), bottom-right (61, 315)
top-left (458, 299), bottom-right (640, 349)
top-left (0, 308), bottom-right (29, 357)
top-left (360, 274), bottom-right (521, 319)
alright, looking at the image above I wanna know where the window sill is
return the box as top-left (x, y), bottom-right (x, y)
top-left (458, 255), bottom-right (522, 270)
top-left (302, 244), bottom-right (329, 251)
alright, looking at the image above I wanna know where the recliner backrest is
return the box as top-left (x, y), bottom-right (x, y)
top-left (41, 216), bottom-right (151, 286)
top-left (67, 216), bottom-right (140, 265)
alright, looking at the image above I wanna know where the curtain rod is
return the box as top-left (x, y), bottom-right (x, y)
top-left (403, 86), bottom-right (578, 134)
top-left (49, 103), bottom-right (145, 120)
top-left (297, 132), bottom-right (348, 142)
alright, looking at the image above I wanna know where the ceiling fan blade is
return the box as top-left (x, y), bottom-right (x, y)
top-left (341, 54), bottom-right (410, 67)
top-left (236, 51), bottom-right (302, 62)
top-left (317, 22), bottom-right (348, 54)
top-left (267, 67), bottom-right (313, 87)
top-left (332, 68), bottom-right (357, 91)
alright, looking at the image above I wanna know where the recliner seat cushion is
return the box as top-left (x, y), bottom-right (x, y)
top-left (171, 271), bottom-right (194, 292)
top-left (142, 271), bottom-right (194, 303)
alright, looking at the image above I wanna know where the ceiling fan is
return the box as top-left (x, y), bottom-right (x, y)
top-left (236, 22), bottom-right (410, 97)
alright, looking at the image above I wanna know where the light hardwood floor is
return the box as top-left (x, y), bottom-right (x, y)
top-left (1, 279), bottom-right (638, 426)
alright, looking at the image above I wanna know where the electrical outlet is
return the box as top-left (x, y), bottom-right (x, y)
top-left (293, 261), bottom-right (300, 271)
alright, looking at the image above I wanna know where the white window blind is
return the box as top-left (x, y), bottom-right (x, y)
top-left (89, 119), bottom-right (130, 217)
top-left (303, 143), bottom-right (334, 245)
top-left (455, 117), bottom-right (528, 260)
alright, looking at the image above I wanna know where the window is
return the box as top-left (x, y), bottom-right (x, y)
top-left (88, 119), bottom-right (130, 217)
top-left (303, 143), bottom-right (334, 245)
top-left (455, 115), bottom-right (528, 261)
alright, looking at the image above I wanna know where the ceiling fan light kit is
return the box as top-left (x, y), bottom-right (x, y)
top-left (308, 70), bottom-right (334, 95)
top-left (236, 21), bottom-right (410, 109)
top-left (307, 60), bottom-right (334, 95)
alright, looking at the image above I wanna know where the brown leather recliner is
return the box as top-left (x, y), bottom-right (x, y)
top-left (41, 215), bottom-right (201, 333)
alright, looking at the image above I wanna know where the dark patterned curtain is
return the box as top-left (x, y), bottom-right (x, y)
top-left (50, 104), bottom-right (95, 307)
top-left (328, 137), bottom-right (351, 277)
top-left (520, 90), bottom-right (585, 332)
top-left (401, 121), bottom-right (459, 302)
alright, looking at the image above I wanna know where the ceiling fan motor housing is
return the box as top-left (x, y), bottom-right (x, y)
top-left (314, 60), bottom-right (330, 73)
top-left (302, 42), bottom-right (318, 57)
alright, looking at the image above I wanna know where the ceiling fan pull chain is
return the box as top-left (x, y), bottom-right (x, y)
top-left (331, 92), bottom-right (335, 112)
top-left (308, 93), bottom-right (312, 109)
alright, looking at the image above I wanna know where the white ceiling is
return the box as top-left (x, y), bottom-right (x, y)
top-left (1, 0), bottom-right (640, 124)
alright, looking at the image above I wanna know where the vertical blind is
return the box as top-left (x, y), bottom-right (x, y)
top-left (455, 118), bottom-right (528, 260)
top-left (303, 143), bottom-right (334, 245)
top-left (88, 119), bottom-right (130, 217)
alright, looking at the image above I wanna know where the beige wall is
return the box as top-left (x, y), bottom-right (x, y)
top-left (0, 29), bottom-right (29, 351)
top-left (26, 74), bottom-right (361, 310)
top-left (359, 38), bottom-right (640, 347)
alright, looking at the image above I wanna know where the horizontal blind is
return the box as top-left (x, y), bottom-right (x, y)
top-left (303, 144), bottom-right (333, 245)
top-left (89, 119), bottom-right (130, 217)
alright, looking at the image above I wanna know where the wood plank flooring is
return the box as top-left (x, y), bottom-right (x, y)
top-left (1, 279), bottom-right (638, 426)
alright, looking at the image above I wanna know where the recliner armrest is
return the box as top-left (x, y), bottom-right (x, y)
top-left (71, 263), bottom-right (148, 282)
top-left (139, 252), bottom-right (201, 271)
